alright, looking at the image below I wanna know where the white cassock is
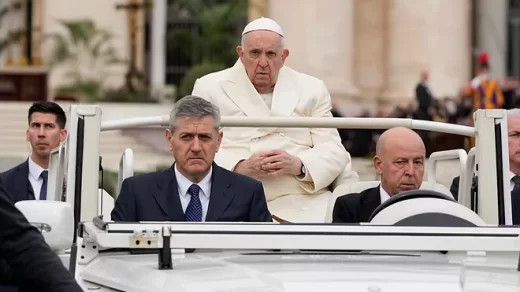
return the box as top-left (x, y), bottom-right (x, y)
top-left (192, 60), bottom-right (358, 222)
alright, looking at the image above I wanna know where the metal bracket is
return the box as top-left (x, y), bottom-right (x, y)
top-left (78, 238), bottom-right (99, 265)
top-left (129, 229), bottom-right (158, 248)
top-left (158, 226), bottom-right (172, 270)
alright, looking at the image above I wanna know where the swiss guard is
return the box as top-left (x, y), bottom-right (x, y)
top-left (465, 52), bottom-right (505, 147)
top-left (465, 52), bottom-right (505, 111)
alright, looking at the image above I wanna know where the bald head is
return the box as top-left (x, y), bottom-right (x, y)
top-left (374, 127), bottom-right (426, 196)
top-left (376, 127), bottom-right (425, 157)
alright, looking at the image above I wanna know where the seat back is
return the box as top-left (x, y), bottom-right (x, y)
top-left (98, 189), bottom-right (115, 221)
top-left (115, 148), bottom-right (134, 200)
top-left (325, 181), bottom-right (455, 223)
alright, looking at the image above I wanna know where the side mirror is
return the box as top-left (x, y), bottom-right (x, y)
top-left (15, 201), bottom-right (74, 251)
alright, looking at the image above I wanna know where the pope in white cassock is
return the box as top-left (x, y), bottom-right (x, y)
top-left (192, 17), bottom-right (359, 222)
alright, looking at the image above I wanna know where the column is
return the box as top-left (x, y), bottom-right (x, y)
top-left (477, 0), bottom-right (508, 81)
top-left (135, 1), bottom-right (145, 75)
top-left (248, 0), bottom-right (268, 21)
top-left (269, 0), bottom-right (359, 98)
top-left (353, 0), bottom-right (389, 100)
top-left (17, 0), bottom-right (28, 66)
top-left (0, 0), bottom-right (9, 65)
top-left (382, 0), bottom-right (471, 102)
top-left (150, 0), bottom-right (166, 90)
top-left (31, 0), bottom-right (42, 65)
top-left (4, 0), bottom-right (26, 66)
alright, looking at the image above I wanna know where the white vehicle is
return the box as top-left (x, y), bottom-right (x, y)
top-left (17, 106), bottom-right (520, 291)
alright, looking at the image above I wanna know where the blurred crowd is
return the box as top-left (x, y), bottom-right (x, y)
top-left (334, 67), bottom-right (520, 158)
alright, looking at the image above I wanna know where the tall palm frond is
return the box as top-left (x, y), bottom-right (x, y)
top-left (0, 4), bottom-right (24, 55)
top-left (45, 19), bottom-right (126, 101)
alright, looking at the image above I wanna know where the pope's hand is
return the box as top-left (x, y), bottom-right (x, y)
top-left (259, 149), bottom-right (302, 177)
top-left (233, 152), bottom-right (272, 179)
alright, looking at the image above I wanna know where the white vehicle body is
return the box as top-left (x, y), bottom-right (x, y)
top-left (24, 106), bottom-right (520, 291)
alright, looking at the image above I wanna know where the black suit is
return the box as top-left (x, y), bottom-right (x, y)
top-left (449, 176), bottom-right (470, 201)
top-left (450, 175), bottom-right (520, 224)
top-left (332, 186), bottom-right (381, 223)
top-left (111, 163), bottom-right (272, 222)
top-left (0, 182), bottom-right (82, 292)
top-left (0, 161), bottom-right (35, 292)
top-left (0, 161), bottom-right (35, 203)
top-left (415, 82), bottom-right (433, 120)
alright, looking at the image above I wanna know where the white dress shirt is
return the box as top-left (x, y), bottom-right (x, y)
top-left (27, 157), bottom-right (48, 200)
top-left (379, 185), bottom-right (391, 204)
top-left (509, 171), bottom-right (519, 193)
top-left (174, 165), bottom-right (212, 221)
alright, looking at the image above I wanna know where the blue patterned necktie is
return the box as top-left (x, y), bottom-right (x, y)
top-left (184, 184), bottom-right (202, 221)
top-left (40, 170), bottom-right (48, 200)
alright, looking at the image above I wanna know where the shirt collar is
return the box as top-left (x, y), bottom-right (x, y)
top-left (379, 185), bottom-right (391, 204)
top-left (174, 164), bottom-right (212, 199)
top-left (28, 156), bottom-right (47, 181)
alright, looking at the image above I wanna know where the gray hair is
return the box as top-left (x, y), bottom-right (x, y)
top-left (169, 95), bottom-right (221, 131)
top-left (507, 108), bottom-right (520, 117)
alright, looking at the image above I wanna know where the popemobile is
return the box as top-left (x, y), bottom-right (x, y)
top-left (15, 105), bottom-right (520, 291)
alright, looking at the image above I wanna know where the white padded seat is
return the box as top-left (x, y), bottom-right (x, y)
top-left (98, 190), bottom-right (115, 221)
top-left (325, 181), bottom-right (455, 223)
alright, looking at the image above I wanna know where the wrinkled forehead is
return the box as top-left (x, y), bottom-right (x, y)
top-left (243, 30), bottom-right (283, 49)
top-left (175, 116), bottom-right (217, 132)
top-left (383, 141), bottom-right (425, 160)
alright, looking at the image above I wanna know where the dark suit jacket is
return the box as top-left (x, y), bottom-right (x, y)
top-left (450, 175), bottom-right (520, 224)
top-left (332, 186), bottom-right (381, 223)
top-left (0, 161), bottom-right (34, 203)
top-left (0, 182), bottom-right (82, 292)
top-left (449, 176), bottom-right (470, 201)
top-left (111, 163), bottom-right (272, 222)
top-left (415, 82), bottom-right (433, 118)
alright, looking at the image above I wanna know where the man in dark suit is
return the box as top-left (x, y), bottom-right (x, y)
top-left (415, 70), bottom-right (434, 155)
top-left (0, 102), bottom-right (67, 203)
top-left (415, 70), bottom-right (433, 121)
top-left (333, 127), bottom-right (426, 223)
top-left (111, 95), bottom-right (272, 222)
top-left (450, 109), bottom-right (520, 224)
top-left (0, 181), bottom-right (82, 292)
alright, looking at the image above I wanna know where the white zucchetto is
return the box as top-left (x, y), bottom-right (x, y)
top-left (241, 17), bottom-right (284, 37)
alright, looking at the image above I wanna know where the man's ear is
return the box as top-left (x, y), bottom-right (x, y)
top-left (373, 155), bottom-right (383, 175)
top-left (281, 49), bottom-right (289, 63)
top-left (216, 129), bottom-right (223, 153)
top-left (60, 129), bottom-right (68, 143)
top-left (236, 46), bottom-right (243, 58)
top-left (165, 128), bottom-right (173, 152)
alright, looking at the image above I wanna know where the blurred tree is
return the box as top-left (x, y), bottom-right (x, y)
top-left (166, 0), bottom-right (247, 100)
top-left (167, 0), bottom-right (247, 65)
top-left (177, 62), bottom-right (226, 98)
top-left (45, 19), bottom-right (127, 102)
top-left (0, 3), bottom-right (25, 58)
